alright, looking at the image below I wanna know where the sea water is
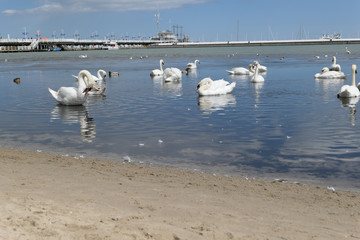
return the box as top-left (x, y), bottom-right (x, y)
top-left (1, 44), bottom-right (360, 191)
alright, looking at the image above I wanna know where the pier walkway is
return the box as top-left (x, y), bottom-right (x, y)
top-left (1, 38), bottom-right (360, 52)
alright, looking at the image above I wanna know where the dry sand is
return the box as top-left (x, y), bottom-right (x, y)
top-left (0, 147), bottom-right (359, 240)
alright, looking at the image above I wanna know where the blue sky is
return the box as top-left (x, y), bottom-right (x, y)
top-left (1, 0), bottom-right (359, 41)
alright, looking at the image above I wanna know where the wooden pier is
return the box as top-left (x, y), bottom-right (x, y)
top-left (1, 38), bottom-right (360, 52)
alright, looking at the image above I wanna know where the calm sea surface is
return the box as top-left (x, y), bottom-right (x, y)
top-left (1, 44), bottom-right (360, 191)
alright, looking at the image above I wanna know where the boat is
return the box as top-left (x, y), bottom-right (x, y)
top-left (48, 46), bottom-right (62, 51)
top-left (102, 41), bottom-right (119, 50)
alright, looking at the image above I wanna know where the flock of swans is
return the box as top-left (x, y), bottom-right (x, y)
top-left (48, 51), bottom-right (359, 106)
top-left (150, 59), bottom-right (268, 96)
top-left (48, 69), bottom-right (107, 106)
top-left (314, 56), bottom-right (360, 98)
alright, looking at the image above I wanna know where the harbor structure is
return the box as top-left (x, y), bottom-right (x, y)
top-left (1, 37), bottom-right (360, 52)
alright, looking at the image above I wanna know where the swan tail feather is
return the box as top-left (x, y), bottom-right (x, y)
top-left (48, 88), bottom-right (59, 101)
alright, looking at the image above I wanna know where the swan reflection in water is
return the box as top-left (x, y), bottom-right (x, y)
top-left (252, 81), bottom-right (264, 106)
top-left (152, 76), bottom-right (183, 97)
top-left (185, 68), bottom-right (199, 79)
top-left (338, 97), bottom-right (359, 126)
top-left (198, 94), bottom-right (236, 114)
top-left (50, 105), bottom-right (96, 142)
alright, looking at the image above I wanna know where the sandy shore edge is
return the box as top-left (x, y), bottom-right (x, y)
top-left (0, 147), bottom-right (359, 240)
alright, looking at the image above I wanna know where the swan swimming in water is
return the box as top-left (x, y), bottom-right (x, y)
top-left (163, 67), bottom-right (182, 82)
top-left (250, 61), bottom-right (265, 83)
top-left (49, 70), bottom-right (94, 106)
top-left (227, 60), bottom-right (267, 75)
top-left (92, 69), bottom-right (107, 81)
top-left (337, 64), bottom-right (360, 98)
top-left (186, 59), bottom-right (200, 70)
top-left (73, 69), bottom-right (107, 95)
top-left (150, 59), bottom-right (165, 76)
top-left (329, 56), bottom-right (341, 72)
top-left (197, 77), bottom-right (236, 96)
top-left (249, 61), bottom-right (267, 73)
top-left (72, 69), bottom-right (106, 81)
top-left (314, 67), bottom-right (346, 79)
top-left (226, 66), bottom-right (251, 75)
top-left (89, 69), bottom-right (107, 95)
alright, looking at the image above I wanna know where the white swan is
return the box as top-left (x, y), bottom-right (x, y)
top-left (49, 70), bottom-right (94, 106)
top-left (187, 59), bottom-right (200, 70)
top-left (250, 61), bottom-right (265, 83)
top-left (72, 69), bottom-right (106, 81)
top-left (89, 70), bottom-right (107, 95)
top-left (249, 61), bottom-right (267, 73)
top-left (72, 69), bottom-right (107, 95)
top-left (226, 66), bottom-right (250, 75)
top-left (329, 56), bottom-right (341, 72)
top-left (314, 67), bottom-right (346, 79)
top-left (197, 77), bottom-right (236, 96)
top-left (92, 69), bottom-right (107, 81)
top-left (150, 59), bottom-right (164, 76)
top-left (337, 64), bottom-right (360, 98)
top-left (163, 67), bottom-right (182, 82)
top-left (227, 61), bottom-right (267, 75)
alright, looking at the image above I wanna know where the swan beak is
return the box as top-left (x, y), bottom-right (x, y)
top-left (356, 70), bottom-right (358, 74)
top-left (83, 87), bottom-right (92, 95)
top-left (196, 84), bottom-right (200, 90)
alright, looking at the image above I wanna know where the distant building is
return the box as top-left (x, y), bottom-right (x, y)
top-left (321, 33), bottom-right (341, 40)
top-left (151, 30), bottom-right (189, 42)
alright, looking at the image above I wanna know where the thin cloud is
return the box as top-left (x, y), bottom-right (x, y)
top-left (1, 0), bottom-right (207, 15)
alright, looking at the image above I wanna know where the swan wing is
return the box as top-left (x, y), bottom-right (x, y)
top-left (164, 68), bottom-right (182, 81)
top-left (169, 67), bottom-right (182, 77)
top-left (250, 75), bottom-right (265, 83)
top-left (199, 79), bottom-right (235, 95)
top-left (338, 85), bottom-right (360, 98)
top-left (48, 88), bottom-right (59, 102)
top-left (49, 87), bottom-right (86, 105)
top-left (150, 69), bottom-right (163, 76)
top-left (315, 71), bottom-right (346, 79)
top-left (329, 64), bottom-right (341, 72)
top-left (231, 67), bottom-right (249, 75)
top-left (258, 65), bottom-right (267, 72)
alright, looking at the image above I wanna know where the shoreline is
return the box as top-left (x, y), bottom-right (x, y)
top-left (1, 147), bottom-right (359, 239)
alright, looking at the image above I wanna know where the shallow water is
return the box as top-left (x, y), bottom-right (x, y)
top-left (1, 44), bottom-right (360, 191)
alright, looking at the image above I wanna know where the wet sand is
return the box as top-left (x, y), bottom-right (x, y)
top-left (0, 147), bottom-right (359, 240)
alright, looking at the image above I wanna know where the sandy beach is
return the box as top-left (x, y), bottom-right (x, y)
top-left (0, 147), bottom-right (359, 240)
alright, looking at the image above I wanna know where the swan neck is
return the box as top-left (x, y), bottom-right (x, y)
top-left (352, 69), bottom-right (356, 87)
top-left (254, 64), bottom-right (259, 76)
top-left (78, 70), bottom-right (93, 92)
top-left (160, 60), bottom-right (164, 72)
